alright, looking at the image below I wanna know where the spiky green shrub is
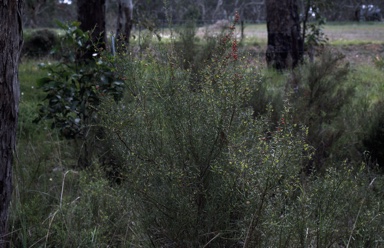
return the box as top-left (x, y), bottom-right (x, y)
top-left (172, 18), bottom-right (239, 88)
top-left (287, 50), bottom-right (354, 171)
top-left (249, 68), bottom-right (287, 121)
top-left (99, 29), bottom-right (259, 246)
top-left (97, 17), bottom-right (359, 246)
top-left (338, 64), bottom-right (384, 169)
top-left (100, 44), bottom-right (384, 246)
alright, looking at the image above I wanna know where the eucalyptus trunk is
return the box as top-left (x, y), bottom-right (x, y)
top-left (265, 0), bottom-right (303, 70)
top-left (77, 0), bottom-right (106, 53)
top-left (0, 0), bottom-right (23, 246)
top-left (116, 0), bottom-right (133, 45)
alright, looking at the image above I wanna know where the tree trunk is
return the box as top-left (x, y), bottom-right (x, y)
top-left (116, 0), bottom-right (133, 45)
top-left (265, 0), bottom-right (303, 70)
top-left (76, 0), bottom-right (107, 168)
top-left (77, 0), bottom-right (106, 52)
top-left (0, 0), bottom-right (23, 246)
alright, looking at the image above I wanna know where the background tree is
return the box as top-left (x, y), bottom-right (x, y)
top-left (0, 0), bottom-right (23, 245)
top-left (24, 0), bottom-right (55, 27)
top-left (116, 0), bottom-right (133, 45)
top-left (18, 0), bottom-right (384, 30)
top-left (77, 0), bottom-right (106, 52)
top-left (265, 0), bottom-right (303, 70)
top-left (23, 0), bottom-right (76, 28)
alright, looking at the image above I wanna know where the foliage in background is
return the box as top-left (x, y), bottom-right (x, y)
top-left (304, 17), bottom-right (328, 61)
top-left (172, 17), bottom-right (241, 88)
top-left (301, 0), bottom-right (331, 62)
top-left (22, 29), bottom-right (58, 58)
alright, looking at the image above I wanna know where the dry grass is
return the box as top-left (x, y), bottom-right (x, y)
top-left (236, 22), bottom-right (384, 66)
top-left (239, 22), bottom-right (384, 44)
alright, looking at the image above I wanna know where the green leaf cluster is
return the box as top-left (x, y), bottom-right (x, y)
top-left (34, 22), bottom-right (124, 139)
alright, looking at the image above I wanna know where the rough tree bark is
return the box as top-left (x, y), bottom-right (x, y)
top-left (0, 0), bottom-right (23, 246)
top-left (116, 0), bottom-right (133, 45)
top-left (265, 0), bottom-right (303, 70)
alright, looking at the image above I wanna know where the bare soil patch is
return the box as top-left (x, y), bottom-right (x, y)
top-left (335, 43), bottom-right (384, 65)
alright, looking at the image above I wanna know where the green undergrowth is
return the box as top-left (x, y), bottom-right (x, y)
top-left (18, 59), bottom-right (50, 139)
top-left (10, 21), bottom-right (384, 247)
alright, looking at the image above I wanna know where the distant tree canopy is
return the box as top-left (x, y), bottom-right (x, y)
top-left (24, 0), bottom-right (384, 29)
top-left (23, 0), bottom-right (76, 27)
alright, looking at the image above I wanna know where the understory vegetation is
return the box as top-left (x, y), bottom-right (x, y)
top-left (10, 21), bottom-right (384, 247)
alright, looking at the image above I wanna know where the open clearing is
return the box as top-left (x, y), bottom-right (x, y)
top-left (236, 22), bottom-right (384, 65)
top-left (155, 22), bottom-right (384, 65)
top-left (241, 22), bottom-right (384, 43)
